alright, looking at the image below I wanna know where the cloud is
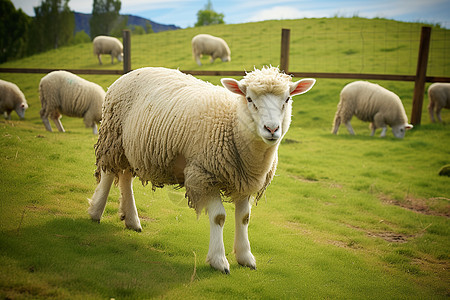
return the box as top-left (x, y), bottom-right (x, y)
top-left (248, 6), bottom-right (309, 22)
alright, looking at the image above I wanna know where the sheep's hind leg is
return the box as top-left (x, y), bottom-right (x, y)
top-left (88, 170), bottom-right (115, 222)
top-left (206, 196), bottom-right (230, 274)
top-left (51, 117), bottom-right (65, 132)
top-left (118, 170), bottom-right (142, 232)
top-left (234, 197), bottom-right (256, 270)
top-left (345, 121), bottom-right (355, 135)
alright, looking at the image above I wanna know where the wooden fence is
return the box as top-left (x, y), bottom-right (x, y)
top-left (1, 27), bottom-right (449, 125)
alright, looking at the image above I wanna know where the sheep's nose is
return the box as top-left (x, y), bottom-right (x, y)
top-left (264, 125), bottom-right (279, 135)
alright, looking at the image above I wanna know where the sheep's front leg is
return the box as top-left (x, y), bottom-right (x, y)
top-left (380, 127), bottom-right (387, 137)
top-left (97, 54), bottom-right (102, 65)
top-left (206, 196), bottom-right (229, 274)
top-left (89, 170), bottom-right (115, 221)
top-left (195, 55), bottom-right (202, 66)
top-left (92, 123), bottom-right (98, 135)
top-left (234, 198), bottom-right (256, 269)
top-left (41, 116), bottom-right (53, 132)
top-left (436, 108), bottom-right (443, 123)
top-left (118, 170), bottom-right (142, 232)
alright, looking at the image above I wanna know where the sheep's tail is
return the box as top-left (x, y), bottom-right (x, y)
top-left (332, 103), bottom-right (342, 134)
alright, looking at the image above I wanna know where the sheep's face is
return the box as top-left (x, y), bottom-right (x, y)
top-left (392, 123), bottom-right (413, 138)
top-left (221, 76), bottom-right (315, 145)
top-left (117, 53), bottom-right (123, 62)
top-left (221, 55), bottom-right (231, 62)
top-left (15, 103), bottom-right (28, 119)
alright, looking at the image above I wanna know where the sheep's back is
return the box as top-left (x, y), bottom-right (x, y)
top-left (97, 67), bottom-right (235, 185)
top-left (0, 80), bottom-right (26, 110)
top-left (40, 71), bottom-right (104, 117)
top-left (429, 83), bottom-right (450, 108)
top-left (343, 81), bottom-right (407, 125)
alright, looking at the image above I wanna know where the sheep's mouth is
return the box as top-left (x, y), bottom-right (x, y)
top-left (262, 137), bottom-right (279, 145)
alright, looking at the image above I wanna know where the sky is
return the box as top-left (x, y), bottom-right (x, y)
top-left (10, 0), bottom-right (450, 29)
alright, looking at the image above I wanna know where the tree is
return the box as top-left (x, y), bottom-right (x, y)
top-left (28, 0), bottom-right (74, 53)
top-left (0, 0), bottom-right (30, 62)
top-left (195, 0), bottom-right (224, 27)
top-left (90, 0), bottom-right (121, 39)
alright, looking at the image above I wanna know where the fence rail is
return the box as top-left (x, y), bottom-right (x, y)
top-left (1, 27), bottom-right (449, 125)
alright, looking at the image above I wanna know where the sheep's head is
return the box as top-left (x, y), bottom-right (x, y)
top-left (222, 67), bottom-right (315, 145)
top-left (15, 102), bottom-right (28, 119)
top-left (118, 53), bottom-right (124, 62)
top-left (392, 123), bottom-right (413, 138)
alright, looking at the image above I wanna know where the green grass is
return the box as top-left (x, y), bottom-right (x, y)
top-left (1, 17), bottom-right (449, 299)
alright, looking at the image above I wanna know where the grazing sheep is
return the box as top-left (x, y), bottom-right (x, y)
top-left (332, 81), bottom-right (413, 138)
top-left (89, 66), bottom-right (315, 273)
top-left (192, 34), bottom-right (231, 66)
top-left (93, 35), bottom-right (123, 65)
top-left (0, 79), bottom-right (28, 120)
top-left (39, 70), bottom-right (105, 134)
top-left (428, 82), bottom-right (450, 123)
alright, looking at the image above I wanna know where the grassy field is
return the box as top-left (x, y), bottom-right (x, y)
top-left (0, 17), bottom-right (449, 299)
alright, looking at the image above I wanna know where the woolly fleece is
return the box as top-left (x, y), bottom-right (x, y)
top-left (0, 79), bottom-right (28, 119)
top-left (333, 81), bottom-right (409, 132)
top-left (94, 67), bottom-right (297, 213)
top-left (93, 35), bottom-right (123, 64)
top-left (192, 34), bottom-right (231, 66)
top-left (428, 82), bottom-right (450, 123)
top-left (39, 70), bottom-right (105, 130)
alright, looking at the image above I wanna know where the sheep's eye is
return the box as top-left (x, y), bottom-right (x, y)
top-left (285, 97), bottom-right (291, 103)
top-left (246, 97), bottom-right (252, 102)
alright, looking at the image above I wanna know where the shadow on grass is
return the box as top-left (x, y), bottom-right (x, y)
top-left (0, 217), bottom-right (210, 299)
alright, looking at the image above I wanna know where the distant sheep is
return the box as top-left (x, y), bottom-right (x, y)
top-left (89, 66), bottom-right (315, 273)
top-left (332, 81), bottom-right (413, 138)
top-left (93, 36), bottom-right (123, 65)
top-left (0, 79), bottom-right (28, 120)
top-left (428, 82), bottom-right (450, 123)
top-left (39, 70), bottom-right (105, 134)
top-left (192, 34), bottom-right (231, 66)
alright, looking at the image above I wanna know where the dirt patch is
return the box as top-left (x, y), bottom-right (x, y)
top-left (379, 194), bottom-right (450, 218)
top-left (288, 174), bottom-right (318, 183)
top-left (367, 231), bottom-right (410, 243)
top-left (345, 223), bottom-right (412, 243)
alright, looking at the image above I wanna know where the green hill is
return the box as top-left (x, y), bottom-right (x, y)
top-left (0, 18), bottom-right (449, 299)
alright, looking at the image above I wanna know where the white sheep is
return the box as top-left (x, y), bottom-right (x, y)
top-left (428, 82), bottom-right (450, 123)
top-left (93, 35), bottom-right (123, 65)
top-left (88, 66), bottom-right (315, 273)
top-left (332, 81), bottom-right (413, 138)
top-left (0, 79), bottom-right (28, 120)
top-left (192, 34), bottom-right (231, 66)
top-left (39, 70), bottom-right (105, 134)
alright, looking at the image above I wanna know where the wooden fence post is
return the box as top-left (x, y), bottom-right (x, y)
top-left (280, 28), bottom-right (290, 74)
top-left (122, 29), bottom-right (131, 74)
top-left (410, 26), bottom-right (432, 125)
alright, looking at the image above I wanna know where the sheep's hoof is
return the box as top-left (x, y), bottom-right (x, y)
top-left (90, 218), bottom-right (100, 224)
top-left (126, 225), bottom-right (142, 232)
top-left (239, 263), bottom-right (257, 270)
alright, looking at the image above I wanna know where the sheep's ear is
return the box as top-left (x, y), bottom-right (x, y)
top-left (221, 78), bottom-right (246, 96)
top-left (405, 124), bottom-right (413, 130)
top-left (290, 78), bottom-right (316, 96)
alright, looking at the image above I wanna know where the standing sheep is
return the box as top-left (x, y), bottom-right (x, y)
top-left (428, 82), bottom-right (450, 123)
top-left (0, 79), bottom-right (28, 120)
top-left (93, 36), bottom-right (123, 65)
top-left (39, 70), bottom-right (105, 134)
top-left (88, 66), bottom-right (315, 273)
top-left (332, 81), bottom-right (413, 138)
top-left (192, 34), bottom-right (231, 66)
